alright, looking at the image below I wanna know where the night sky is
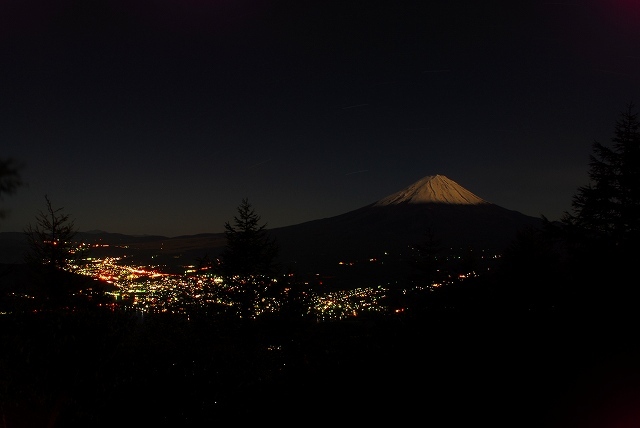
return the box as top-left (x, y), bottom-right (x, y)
top-left (2, 0), bottom-right (639, 237)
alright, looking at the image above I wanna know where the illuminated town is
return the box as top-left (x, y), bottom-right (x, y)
top-left (72, 252), bottom-right (388, 322)
top-left (65, 241), bottom-right (496, 322)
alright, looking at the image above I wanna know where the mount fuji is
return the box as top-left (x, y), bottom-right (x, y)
top-left (268, 174), bottom-right (543, 276)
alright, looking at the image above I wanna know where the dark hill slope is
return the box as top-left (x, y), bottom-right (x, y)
top-left (269, 200), bottom-right (543, 276)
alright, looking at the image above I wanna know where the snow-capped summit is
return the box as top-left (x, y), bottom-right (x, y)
top-left (374, 174), bottom-right (487, 206)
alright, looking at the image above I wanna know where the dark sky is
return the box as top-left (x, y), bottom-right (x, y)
top-left (2, 0), bottom-right (639, 237)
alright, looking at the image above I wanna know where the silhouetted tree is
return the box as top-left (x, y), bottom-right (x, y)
top-left (554, 102), bottom-right (640, 311)
top-left (0, 157), bottom-right (23, 285)
top-left (0, 157), bottom-right (24, 220)
top-left (217, 198), bottom-right (280, 319)
top-left (562, 101), bottom-right (640, 251)
top-left (24, 195), bottom-right (80, 272)
top-left (492, 104), bottom-right (640, 315)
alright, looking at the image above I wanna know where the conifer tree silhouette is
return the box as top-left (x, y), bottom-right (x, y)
top-left (24, 195), bottom-right (79, 273)
top-left (557, 102), bottom-right (640, 310)
top-left (562, 101), bottom-right (640, 250)
top-left (0, 157), bottom-right (23, 220)
top-left (217, 198), bottom-right (280, 319)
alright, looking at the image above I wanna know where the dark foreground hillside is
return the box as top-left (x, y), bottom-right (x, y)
top-left (2, 298), bottom-right (639, 427)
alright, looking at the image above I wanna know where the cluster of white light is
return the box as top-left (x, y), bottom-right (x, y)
top-left (65, 243), bottom-right (499, 321)
top-left (308, 286), bottom-right (387, 322)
